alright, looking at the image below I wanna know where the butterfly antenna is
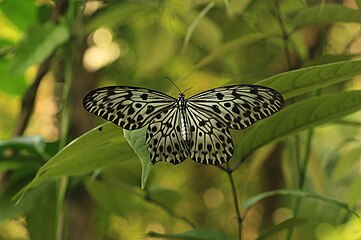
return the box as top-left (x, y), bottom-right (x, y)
top-left (164, 77), bottom-right (183, 93)
top-left (183, 86), bottom-right (193, 94)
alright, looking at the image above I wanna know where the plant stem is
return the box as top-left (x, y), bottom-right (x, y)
top-left (285, 130), bottom-right (314, 240)
top-left (55, 1), bottom-right (85, 239)
top-left (225, 164), bottom-right (243, 240)
top-left (56, 177), bottom-right (68, 240)
top-left (273, 0), bottom-right (292, 69)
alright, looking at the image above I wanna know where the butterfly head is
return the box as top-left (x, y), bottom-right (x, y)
top-left (178, 92), bottom-right (185, 98)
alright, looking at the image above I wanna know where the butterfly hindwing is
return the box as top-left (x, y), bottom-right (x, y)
top-left (188, 85), bottom-right (284, 130)
top-left (187, 107), bottom-right (234, 165)
top-left (83, 86), bottom-right (176, 130)
top-left (146, 107), bottom-right (189, 164)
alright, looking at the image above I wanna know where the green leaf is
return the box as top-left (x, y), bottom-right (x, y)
top-left (8, 23), bottom-right (70, 75)
top-left (258, 218), bottom-right (308, 240)
top-left (26, 123), bottom-right (134, 189)
top-left (124, 127), bottom-right (152, 189)
top-left (292, 4), bottom-right (361, 30)
top-left (85, 2), bottom-right (157, 33)
top-left (182, 2), bottom-right (218, 52)
top-left (241, 189), bottom-right (358, 217)
top-left (0, 0), bottom-right (37, 31)
top-left (259, 60), bottom-right (361, 99)
top-left (0, 60), bottom-right (27, 95)
top-left (235, 91), bottom-right (361, 160)
top-left (146, 228), bottom-right (231, 240)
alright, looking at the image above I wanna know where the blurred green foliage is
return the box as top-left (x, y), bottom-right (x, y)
top-left (0, 0), bottom-right (361, 240)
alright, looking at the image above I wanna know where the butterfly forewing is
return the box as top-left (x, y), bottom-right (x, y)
top-left (188, 85), bottom-right (284, 130)
top-left (83, 86), bottom-right (176, 130)
top-left (146, 107), bottom-right (189, 164)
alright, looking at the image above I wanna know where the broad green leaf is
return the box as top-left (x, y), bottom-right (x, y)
top-left (8, 23), bottom-right (70, 75)
top-left (147, 228), bottom-right (231, 240)
top-left (124, 127), bottom-right (152, 189)
top-left (0, 60), bottom-right (27, 95)
top-left (242, 189), bottom-right (357, 217)
top-left (27, 123), bottom-right (134, 188)
top-left (0, 0), bottom-right (37, 31)
top-left (85, 179), bottom-right (134, 216)
top-left (235, 91), bottom-right (361, 161)
top-left (292, 4), bottom-right (361, 30)
top-left (258, 218), bottom-right (308, 240)
top-left (259, 60), bottom-right (361, 99)
top-left (85, 2), bottom-right (157, 33)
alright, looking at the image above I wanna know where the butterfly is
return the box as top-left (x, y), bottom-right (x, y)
top-left (83, 84), bottom-right (284, 165)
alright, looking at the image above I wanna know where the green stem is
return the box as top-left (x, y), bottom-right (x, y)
top-left (55, 177), bottom-right (68, 240)
top-left (273, 0), bottom-right (292, 69)
top-left (226, 164), bottom-right (242, 240)
top-left (55, 1), bottom-right (85, 239)
top-left (285, 130), bottom-right (314, 240)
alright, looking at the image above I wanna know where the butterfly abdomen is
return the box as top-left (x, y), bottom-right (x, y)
top-left (177, 94), bottom-right (190, 144)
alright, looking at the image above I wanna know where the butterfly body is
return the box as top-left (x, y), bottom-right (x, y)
top-left (83, 84), bottom-right (284, 165)
top-left (177, 93), bottom-right (190, 142)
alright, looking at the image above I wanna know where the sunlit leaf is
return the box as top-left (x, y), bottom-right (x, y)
top-left (0, 60), bottom-right (27, 95)
top-left (259, 60), bottom-right (361, 99)
top-left (235, 91), bottom-right (361, 161)
top-left (242, 189), bottom-right (357, 217)
top-left (8, 23), bottom-right (70, 75)
top-left (27, 123), bottom-right (134, 188)
top-left (0, 0), bottom-right (37, 31)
